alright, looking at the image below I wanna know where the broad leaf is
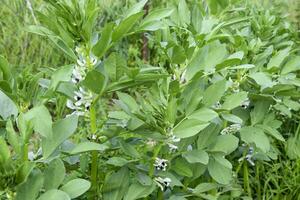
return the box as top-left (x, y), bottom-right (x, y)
top-left (209, 135), bottom-right (239, 155)
top-left (69, 141), bottom-right (109, 154)
top-left (221, 92), bottom-right (248, 110)
top-left (240, 126), bottom-right (270, 152)
top-left (92, 23), bottom-right (114, 58)
top-left (202, 79), bottom-right (226, 106)
top-left (16, 169), bottom-right (44, 200)
top-left (0, 90), bottom-right (18, 120)
top-left (103, 167), bottom-right (130, 200)
top-left (44, 158), bottom-right (66, 190)
top-left (173, 119), bottom-right (209, 138)
top-left (208, 158), bottom-right (232, 185)
top-left (82, 70), bottom-right (106, 94)
top-left (60, 179), bottom-right (91, 198)
top-left (182, 149), bottom-right (209, 164)
top-left (38, 190), bottom-right (70, 200)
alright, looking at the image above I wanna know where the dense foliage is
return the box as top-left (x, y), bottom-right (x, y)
top-left (0, 0), bottom-right (300, 199)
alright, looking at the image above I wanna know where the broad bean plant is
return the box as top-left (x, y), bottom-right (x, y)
top-left (0, 0), bottom-right (299, 199)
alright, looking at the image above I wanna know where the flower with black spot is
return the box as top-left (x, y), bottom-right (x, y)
top-left (154, 158), bottom-right (168, 171)
top-left (154, 177), bottom-right (171, 191)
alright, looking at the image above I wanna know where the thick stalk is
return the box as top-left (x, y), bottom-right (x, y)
top-left (90, 105), bottom-right (98, 198)
top-left (23, 143), bottom-right (28, 162)
top-left (157, 190), bottom-right (164, 200)
top-left (149, 144), bottom-right (162, 177)
top-left (243, 162), bottom-right (252, 198)
top-left (256, 163), bottom-right (262, 200)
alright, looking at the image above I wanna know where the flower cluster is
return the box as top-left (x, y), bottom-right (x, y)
top-left (67, 46), bottom-right (98, 116)
top-left (220, 123), bottom-right (242, 135)
top-left (154, 177), bottom-right (171, 191)
top-left (154, 157), bottom-right (168, 171)
top-left (67, 87), bottom-right (93, 116)
top-left (166, 135), bottom-right (180, 152)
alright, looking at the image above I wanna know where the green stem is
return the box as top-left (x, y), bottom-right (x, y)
top-left (90, 105), bottom-right (98, 199)
top-left (243, 162), bottom-right (252, 198)
top-left (157, 190), bottom-right (164, 200)
top-left (256, 163), bottom-right (261, 200)
top-left (23, 143), bottom-right (28, 162)
top-left (149, 144), bottom-right (163, 177)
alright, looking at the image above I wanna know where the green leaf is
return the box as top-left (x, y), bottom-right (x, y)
top-left (69, 142), bottom-right (109, 154)
top-left (193, 183), bottom-right (218, 195)
top-left (124, 0), bottom-right (148, 18)
top-left (188, 107), bottom-right (218, 122)
top-left (209, 135), bottom-right (239, 155)
top-left (208, 158), bottom-right (232, 185)
top-left (104, 53), bottom-right (118, 81)
top-left (16, 161), bottom-right (35, 184)
top-left (141, 8), bottom-right (174, 25)
top-left (0, 55), bottom-right (12, 81)
top-left (25, 105), bottom-right (52, 138)
top-left (202, 79), bottom-right (226, 106)
top-left (50, 65), bottom-right (73, 90)
top-left (27, 25), bottom-right (77, 61)
top-left (216, 51), bottom-right (244, 70)
top-left (249, 72), bottom-right (274, 89)
top-left (197, 123), bottom-right (221, 149)
top-left (171, 157), bottom-right (193, 177)
top-left (182, 149), bottom-right (209, 164)
top-left (107, 157), bottom-right (130, 167)
top-left (137, 20), bottom-right (166, 31)
top-left (43, 115), bottom-right (78, 158)
top-left (44, 158), bottom-right (66, 190)
top-left (38, 190), bottom-right (70, 200)
top-left (103, 167), bottom-right (130, 200)
top-left (82, 70), bottom-right (107, 94)
top-left (0, 89), bottom-right (18, 120)
top-left (267, 47), bottom-right (290, 70)
top-left (281, 55), bottom-right (300, 74)
top-left (186, 41), bottom-right (227, 80)
top-left (16, 169), bottom-right (44, 200)
top-left (6, 119), bottom-right (21, 154)
top-left (173, 119), bottom-right (209, 138)
top-left (112, 12), bottom-right (144, 42)
top-left (250, 101), bottom-right (270, 125)
top-left (117, 92), bottom-right (139, 112)
top-left (178, 0), bottom-right (191, 25)
top-left (221, 92), bottom-right (248, 110)
top-left (92, 23), bottom-right (114, 58)
top-left (119, 140), bottom-right (140, 158)
top-left (221, 113), bottom-right (243, 124)
top-left (60, 179), bottom-right (91, 199)
top-left (286, 136), bottom-right (300, 160)
top-left (240, 126), bottom-right (270, 152)
top-left (255, 124), bottom-right (285, 142)
top-left (123, 182), bottom-right (155, 200)
top-left (0, 137), bottom-right (10, 164)
top-left (171, 45), bottom-right (186, 64)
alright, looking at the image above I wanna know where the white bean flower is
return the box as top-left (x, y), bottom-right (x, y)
top-left (71, 65), bottom-right (86, 83)
top-left (66, 87), bottom-right (93, 116)
top-left (154, 157), bottom-right (168, 171)
top-left (241, 99), bottom-right (250, 109)
top-left (220, 123), bottom-right (242, 135)
top-left (167, 135), bottom-right (181, 152)
top-left (154, 177), bottom-right (171, 191)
